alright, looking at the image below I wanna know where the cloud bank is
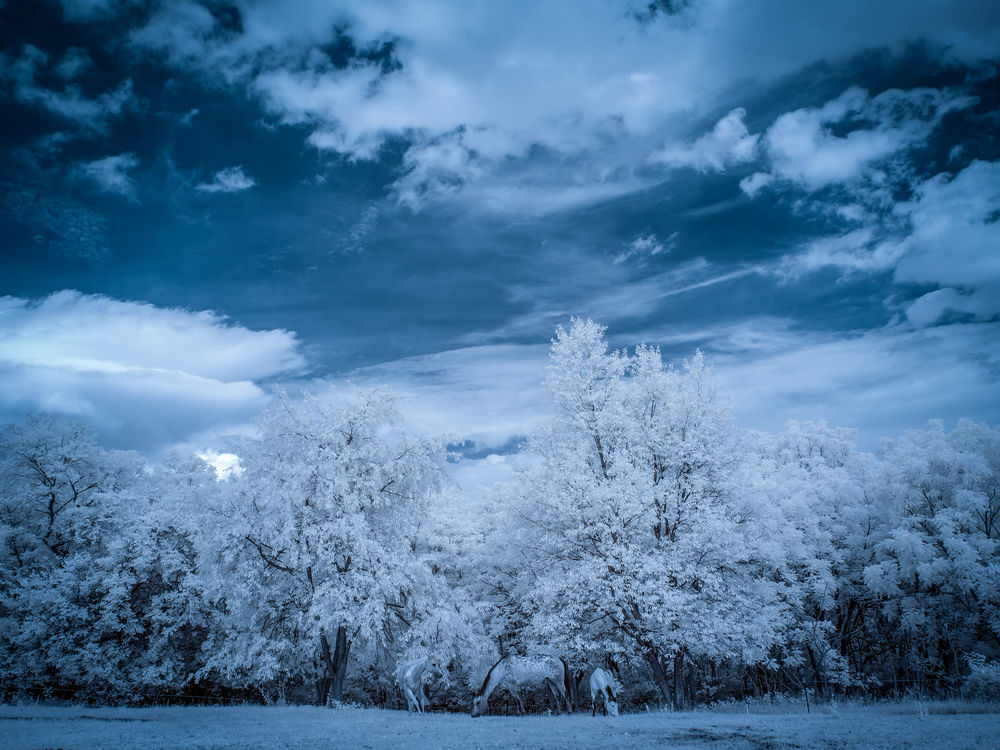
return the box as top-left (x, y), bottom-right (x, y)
top-left (0, 291), bottom-right (306, 451)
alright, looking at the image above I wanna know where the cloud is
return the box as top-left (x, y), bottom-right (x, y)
top-left (895, 160), bottom-right (1000, 324)
top-left (1, 45), bottom-right (136, 133)
top-left (780, 228), bottom-right (905, 278)
top-left (195, 166), bottom-right (257, 193)
top-left (614, 233), bottom-right (676, 265)
top-left (739, 171), bottom-right (773, 197)
top-left (713, 321), bottom-right (1000, 446)
top-left (338, 343), bottom-right (550, 450)
top-left (778, 160), bottom-right (1000, 325)
top-left (75, 153), bottom-right (140, 200)
top-left (123, 1), bottom-right (1000, 211)
top-left (54, 47), bottom-right (92, 79)
top-left (0, 291), bottom-right (306, 451)
top-left (759, 87), bottom-right (974, 190)
top-left (650, 107), bottom-right (759, 172)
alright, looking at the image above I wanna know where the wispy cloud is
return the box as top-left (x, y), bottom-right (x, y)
top-left (1, 45), bottom-right (136, 133)
top-left (75, 153), bottom-right (140, 201)
top-left (195, 166), bottom-right (257, 194)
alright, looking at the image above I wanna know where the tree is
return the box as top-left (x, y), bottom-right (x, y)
top-left (487, 319), bottom-right (791, 708)
top-left (201, 388), bottom-right (449, 704)
top-left (0, 417), bottom-right (212, 699)
top-left (864, 419), bottom-right (1000, 690)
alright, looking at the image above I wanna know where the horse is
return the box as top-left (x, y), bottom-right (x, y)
top-left (398, 656), bottom-right (440, 713)
top-left (589, 667), bottom-right (619, 716)
top-left (470, 656), bottom-right (573, 717)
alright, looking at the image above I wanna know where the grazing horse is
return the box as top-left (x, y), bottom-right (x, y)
top-left (399, 656), bottom-right (440, 713)
top-left (471, 656), bottom-right (573, 717)
top-left (589, 667), bottom-right (619, 716)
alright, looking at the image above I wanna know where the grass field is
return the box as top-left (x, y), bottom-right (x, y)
top-left (2, 701), bottom-right (998, 749)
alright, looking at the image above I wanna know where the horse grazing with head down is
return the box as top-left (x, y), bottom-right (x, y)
top-left (589, 667), bottom-right (619, 716)
top-left (398, 656), bottom-right (441, 713)
top-left (470, 656), bottom-right (573, 717)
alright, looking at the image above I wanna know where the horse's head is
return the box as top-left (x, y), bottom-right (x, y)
top-left (605, 685), bottom-right (619, 716)
top-left (470, 694), bottom-right (488, 717)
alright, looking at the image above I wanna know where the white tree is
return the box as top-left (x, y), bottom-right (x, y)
top-left (201, 388), bottom-right (449, 704)
top-left (864, 419), bottom-right (1000, 689)
top-left (487, 320), bottom-right (792, 708)
top-left (751, 420), bottom-right (882, 696)
top-left (0, 418), bottom-right (212, 699)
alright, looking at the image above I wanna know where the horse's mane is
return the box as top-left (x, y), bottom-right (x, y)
top-left (476, 656), bottom-right (506, 697)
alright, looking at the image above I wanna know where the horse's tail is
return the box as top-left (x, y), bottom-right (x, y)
top-left (560, 657), bottom-right (573, 711)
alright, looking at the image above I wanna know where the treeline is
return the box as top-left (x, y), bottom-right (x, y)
top-left (1, 319), bottom-right (998, 711)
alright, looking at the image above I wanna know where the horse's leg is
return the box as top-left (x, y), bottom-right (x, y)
top-left (514, 689), bottom-right (526, 715)
top-left (543, 678), bottom-right (560, 714)
top-left (591, 690), bottom-right (596, 716)
top-left (559, 680), bottom-right (572, 713)
top-left (404, 687), bottom-right (416, 712)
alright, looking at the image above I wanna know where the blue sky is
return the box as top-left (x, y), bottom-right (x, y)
top-left (1, 0), bottom-right (998, 491)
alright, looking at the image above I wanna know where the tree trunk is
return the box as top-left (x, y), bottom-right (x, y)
top-left (645, 651), bottom-right (672, 704)
top-left (319, 625), bottom-right (352, 705)
top-left (673, 650), bottom-right (685, 711)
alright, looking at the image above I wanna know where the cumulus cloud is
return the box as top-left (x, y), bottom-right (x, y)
top-left (758, 87), bottom-right (974, 190)
top-left (895, 160), bottom-right (1000, 324)
top-left (123, 0), bottom-right (1000, 210)
top-left (195, 166), bottom-right (257, 193)
top-left (0, 291), bottom-right (306, 450)
top-left (75, 153), bottom-right (140, 200)
top-left (779, 160), bottom-right (1000, 326)
top-left (650, 108), bottom-right (759, 172)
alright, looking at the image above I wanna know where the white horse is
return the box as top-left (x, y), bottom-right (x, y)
top-left (471, 656), bottom-right (572, 717)
top-left (589, 667), bottom-right (619, 716)
top-left (399, 656), bottom-right (440, 713)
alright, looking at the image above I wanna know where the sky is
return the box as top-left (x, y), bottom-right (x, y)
top-left (1, 0), bottom-right (999, 493)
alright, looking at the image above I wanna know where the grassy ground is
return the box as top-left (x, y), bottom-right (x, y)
top-left (2, 701), bottom-right (998, 749)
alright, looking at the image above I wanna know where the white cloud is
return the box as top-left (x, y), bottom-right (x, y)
top-left (126, 0), bottom-right (1000, 211)
top-left (778, 160), bottom-right (1000, 325)
top-left (650, 107), bottom-right (759, 172)
top-left (739, 171), bottom-right (774, 198)
top-left (338, 344), bottom-right (550, 451)
top-left (779, 228), bottom-right (905, 278)
top-left (713, 321), bottom-right (1000, 447)
top-left (614, 233), bottom-right (675, 265)
top-left (195, 166), bottom-right (257, 193)
top-left (0, 291), bottom-right (306, 450)
top-left (761, 87), bottom-right (974, 190)
top-left (76, 152), bottom-right (140, 200)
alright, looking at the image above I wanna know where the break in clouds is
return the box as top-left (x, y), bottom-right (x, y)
top-left (1, 0), bottom-right (999, 740)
